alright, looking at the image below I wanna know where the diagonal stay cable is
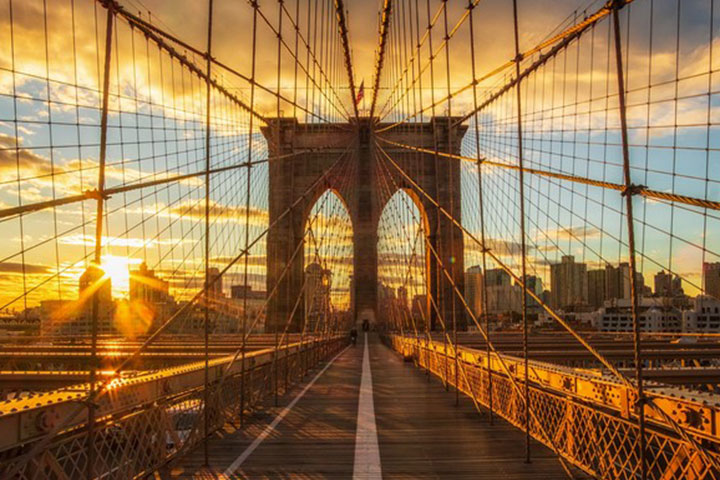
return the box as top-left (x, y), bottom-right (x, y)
top-left (373, 143), bottom-right (486, 416)
top-left (217, 145), bottom-right (357, 383)
top-left (376, 140), bottom-right (720, 471)
top-left (106, 0), bottom-right (326, 124)
top-left (100, 0), bottom-right (266, 125)
top-left (0, 152), bottom-right (300, 220)
top-left (334, 0), bottom-right (359, 120)
top-left (1, 142), bottom-right (355, 479)
top-left (376, 0), bottom-right (636, 132)
top-left (377, 138), bottom-right (720, 212)
top-left (368, 0), bottom-right (393, 119)
top-left (374, 143), bottom-right (576, 478)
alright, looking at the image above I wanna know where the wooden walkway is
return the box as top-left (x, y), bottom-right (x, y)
top-left (169, 334), bottom-right (575, 479)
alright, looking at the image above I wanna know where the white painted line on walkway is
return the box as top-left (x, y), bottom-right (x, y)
top-left (352, 332), bottom-right (382, 480)
top-left (223, 345), bottom-right (350, 479)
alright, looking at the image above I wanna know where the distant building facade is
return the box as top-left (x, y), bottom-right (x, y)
top-left (591, 297), bottom-right (682, 332)
top-left (485, 283), bottom-right (523, 316)
top-left (605, 262), bottom-right (649, 301)
top-left (207, 267), bottom-right (223, 297)
top-left (305, 262), bottom-right (331, 330)
top-left (550, 256), bottom-right (588, 309)
top-left (464, 265), bottom-right (483, 317)
top-left (587, 269), bottom-right (606, 309)
top-left (485, 268), bottom-right (511, 287)
top-left (129, 262), bottom-right (175, 332)
top-left (683, 295), bottom-right (720, 332)
top-left (704, 262), bottom-right (720, 299)
top-left (75, 265), bottom-right (115, 336)
top-left (230, 284), bottom-right (267, 332)
top-left (40, 265), bottom-right (116, 337)
top-left (411, 294), bottom-right (428, 329)
top-left (654, 270), bottom-right (683, 297)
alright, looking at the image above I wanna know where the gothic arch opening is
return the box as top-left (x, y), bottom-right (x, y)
top-left (377, 189), bottom-right (430, 332)
top-left (303, 189), bottom-right (354, 333)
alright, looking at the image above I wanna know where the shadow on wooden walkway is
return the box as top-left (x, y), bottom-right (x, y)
top-left (168, 334), bottom-right (575, 479)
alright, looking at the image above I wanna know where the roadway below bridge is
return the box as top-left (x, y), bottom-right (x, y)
top-left (169, 333), bottom-right (576, 479)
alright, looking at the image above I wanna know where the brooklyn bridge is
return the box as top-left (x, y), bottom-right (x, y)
top-left (0, 0), bottom-right (719, 478)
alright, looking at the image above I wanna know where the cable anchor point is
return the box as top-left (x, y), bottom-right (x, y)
top-left (621, 184), bottom-right (646, 197)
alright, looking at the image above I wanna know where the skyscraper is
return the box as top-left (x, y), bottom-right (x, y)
top-left (525, 275), bottom-right (543, 296)
top-left (550, 255), bottom-right (588, 309)
top-left (485, 268), bottom-right (511, 287)
top-left (606, 263), bottom-right (631, 301)
top-left (397, 286), bottom-right (409, 309)
top-left (654, 270), bottom-right (683, 297)
top-left (464, 267), bottom-right (523, 316)
top-left (129, 262), bottom-right (175, 329)
top-left (411, 294), bottom-right (428, 329)
top-left (524, 275), bottom-right (543, 308)
top-left (464, 265), bottom-right (483, 316)
top-left (130, 262), bottom-right (171, 304)
top-left (305, 262), bottom-right (331, 329)
top-left (77, 264), bottom-right (115, 335)
top-left (704, 262), bottom-right (720, 299)
top-left (206, 267), bottom-right (223, 297)
top-left (79, 264), bottom-right (112, 305)
top-left (587, 269), bottom-right (606, 309)
top-left (606, 262), bottom-right (647, 301)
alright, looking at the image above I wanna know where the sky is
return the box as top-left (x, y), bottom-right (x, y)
top-left (0, 0), bottom-right (718, 317)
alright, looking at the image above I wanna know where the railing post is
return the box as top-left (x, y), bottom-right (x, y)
top-left (511, 0), bottom-right (531, 464)
top-left (611, 2), bottom-right (647, 479)
top-left (202, 0), bottom-right (214, 468)
top-left (87, 3), bottom-right (115, 479)
top-left (274, 328), bottom-right (279, 406)
top-left (285, 325), bottom-right (290, 392)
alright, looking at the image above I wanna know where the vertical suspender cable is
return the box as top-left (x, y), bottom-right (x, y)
top-left (292, 0), bottom-right (303, 378)
top-left (274, 0), bottom-right (284, 408)
top-left (370, 0), bottom-right (393, 120)
top-left (611, 2), bottom-right (647, 479)
top-left (440, 0), bottom-right (459, 407)
top-left (467, 0), bottom-right (493, 425)
top-left (424, 0), bottom-right (447, 390)
top-left (241, 0), bottom-right (260, 429)
top-left (511, 0), bottom-right (531, 464)
top-left (334, 0), bottom-right (359, 120)
top-left (88, 4), bottom-right (114, 479)
top-left (202, 0), bottom-right (214, 467)
top-left (412, 0), bottom-right (433, 380)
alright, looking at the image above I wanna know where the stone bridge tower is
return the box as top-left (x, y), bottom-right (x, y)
top-left (261, 117), bottom-right (467, 332)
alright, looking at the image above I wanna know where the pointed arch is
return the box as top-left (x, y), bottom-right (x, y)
top-left (303, 189), bottom-right (354, 331)
top-left (377, 189), bottom-right (431, 332)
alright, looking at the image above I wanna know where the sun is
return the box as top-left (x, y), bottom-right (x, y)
top-left (101, 255), bottom-right (141, 296)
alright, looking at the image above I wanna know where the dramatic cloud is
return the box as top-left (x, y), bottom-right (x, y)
top-left (168, 200), bottom-right (268, 225)
top-left (0, 261), bottom-right (52, 275)
top-left (0, 133), bottom-right (52, 176)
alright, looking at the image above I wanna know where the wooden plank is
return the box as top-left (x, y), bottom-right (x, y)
top-left (370, 337), bottom-right (577, 479)
top-left (170, 343), bottom-right (361, 478)
top-left (170, 335), bottom-right (583, 479)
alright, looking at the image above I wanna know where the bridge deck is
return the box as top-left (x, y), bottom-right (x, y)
top-left (169, 334), bottom-right (575, 479)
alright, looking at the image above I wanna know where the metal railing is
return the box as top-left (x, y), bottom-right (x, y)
top-left (0, 335), bottom-right (346, 479)
top-left (386, 334), bottom-right (720, 480)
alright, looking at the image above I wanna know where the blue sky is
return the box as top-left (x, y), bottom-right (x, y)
top-left (0, 0), bottom-right (718, 313)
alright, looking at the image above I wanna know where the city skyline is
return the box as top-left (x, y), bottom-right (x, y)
top-left (3, 0), bottom-right (718, 320)
top-left (1, 1), bottom-right (719, 478)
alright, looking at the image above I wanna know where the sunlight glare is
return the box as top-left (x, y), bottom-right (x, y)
top-left (101, 255), bottom-right (142, 296)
